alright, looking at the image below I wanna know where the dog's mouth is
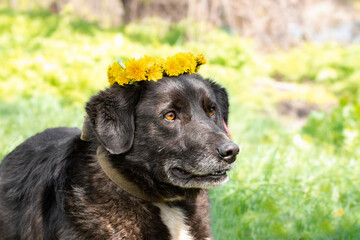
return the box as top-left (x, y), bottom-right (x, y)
top-left (171, 167), bottom-right (228, 181)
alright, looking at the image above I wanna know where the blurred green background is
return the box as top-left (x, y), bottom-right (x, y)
top-left (1, 0), bottom-right (360, 239)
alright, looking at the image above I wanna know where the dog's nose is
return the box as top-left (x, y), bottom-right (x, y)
top-left (217, 142), bottom-right (239, 164)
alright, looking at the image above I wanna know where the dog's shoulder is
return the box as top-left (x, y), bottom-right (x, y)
top-left (0, 127), bottom-right (82, 239)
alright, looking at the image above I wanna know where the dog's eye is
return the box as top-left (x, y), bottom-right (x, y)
top-left (164, 112), bottom-right (176, 121)
top-left (210, 107), bottom-right (215, 117)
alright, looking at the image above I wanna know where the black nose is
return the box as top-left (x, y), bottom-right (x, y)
top-left (217, 142), bottom-right (239, 164)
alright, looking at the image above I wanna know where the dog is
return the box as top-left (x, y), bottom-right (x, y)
top-left (0, 74), bottom-right (239, 240)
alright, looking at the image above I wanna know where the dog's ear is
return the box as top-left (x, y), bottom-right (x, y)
top-left (210, 81), bottom-right (229, 124)
top-left (85, 84), bottom-right (142, 155)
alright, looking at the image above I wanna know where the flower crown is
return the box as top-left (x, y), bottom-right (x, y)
top-left (107, 52), bottom-right (207, 86)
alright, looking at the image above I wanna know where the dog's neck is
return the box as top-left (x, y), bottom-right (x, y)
top-left (96, 146), bottom-right (186, 203)
top-left (81, 122), bottom-right (198, 203)
top-left (97, 146), bottom-right (162, 202)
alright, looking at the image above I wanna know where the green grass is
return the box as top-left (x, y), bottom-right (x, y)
top-left (208, 104), bottom-right (360, 239)
top-left (0, 95), bottom-right (84, 158)
top-left (1, 9), bottom-right (360, 239)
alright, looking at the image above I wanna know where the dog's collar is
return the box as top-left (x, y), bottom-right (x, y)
top-left (81, 121), bottom-right (183, 203)
top-left (96, 146), bottom-right (163, 202)
top-left (97, 146), bottom-right (186, 203)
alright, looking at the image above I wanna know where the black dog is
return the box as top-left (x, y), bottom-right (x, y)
top-left (0, 74), bottom-right (239, 240)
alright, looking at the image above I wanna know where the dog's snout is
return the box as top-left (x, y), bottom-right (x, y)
top-left (217, 142), bottom-right (239, 164)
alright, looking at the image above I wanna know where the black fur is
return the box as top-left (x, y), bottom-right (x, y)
top-left (0, 74), bottom-right (238, 240)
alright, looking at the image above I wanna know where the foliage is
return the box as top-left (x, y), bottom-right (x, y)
top-left (1, 9), bottom-right (360, 239)
top-left (268, 43), bottom-right (360, 103)
top-left (268, 43), bottom-right (360, 151)
top-left (302, 102), bottom-right (360, 152)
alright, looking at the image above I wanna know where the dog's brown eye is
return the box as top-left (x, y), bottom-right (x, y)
top-left (210, 107), bottom-right (215, 116)
top-left (164, 112), bottom-right (176, 121)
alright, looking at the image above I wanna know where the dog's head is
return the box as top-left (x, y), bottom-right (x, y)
top-left (86, 74), bottom-right (239, 189)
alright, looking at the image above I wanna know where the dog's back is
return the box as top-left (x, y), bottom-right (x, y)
top-left (0, 127), bottom-right (80, 239)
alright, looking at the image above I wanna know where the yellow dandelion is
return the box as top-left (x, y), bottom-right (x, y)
top-left (195, 55), bottom-right (206, 72)
top-left (141, 56), bottom-right (166, 70)
top-left (337, 209), bottom-right (344, 217)
top-left (146, 65), bottom-right (163, 81)
top-left (139, 56), bottom-right (165, 81)
top-left (114, 68), bottom-right (129, 86)
top-left (125, 58), bottom-right (147, 81)
top-left (185, 52), bottom-right (197, 74)
top-left (108, 62), bottom-right (127, 86)
top-left (107, 64), bottom-right (115, 86)
top-left (140, 55), bottom-right (156, 69)
top-left (165, 56), bottom-right (182, 76)
top-left (153, 57), bottom-right (166, 70)
top-left (174, 52), bottom-right (191, 74)
top-left (196, 53), bottom-right (207, 65)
